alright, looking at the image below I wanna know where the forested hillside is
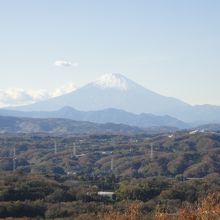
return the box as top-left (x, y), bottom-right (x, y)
top-left (0, 131), bottom-right (219, 219)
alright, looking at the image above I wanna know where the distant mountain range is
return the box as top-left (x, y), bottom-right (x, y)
top-left (0, 114), bottom-right (218, 135)
top-left (196, 124), bottom-right (220, 132)
top-left (0, 116), bottom-right (178, 135)
top-left (0, 107), bottom-right (188, 128)
top-left (4, 73), bottom-right (220, 123)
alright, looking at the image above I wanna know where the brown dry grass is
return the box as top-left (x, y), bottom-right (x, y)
top-left (100, 202), bottom-right (143, 220)
top-left (155, 192), bottom-right (220, 220)
top-left (101, 192), bottom-right (220, 220)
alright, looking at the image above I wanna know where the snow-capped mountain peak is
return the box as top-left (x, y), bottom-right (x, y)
top-left (93, 73), bottom-right (128, 90)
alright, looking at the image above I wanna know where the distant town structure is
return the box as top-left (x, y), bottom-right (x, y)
top-left (98, 191), bottom-right (114, 199)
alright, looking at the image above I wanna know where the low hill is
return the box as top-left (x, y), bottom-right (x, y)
top-left (0, 116), bottom-right (149, 135)
top-left (0, 116), bottom-right (178, 135)
top-left (0, 106), bottom-right (188, 128)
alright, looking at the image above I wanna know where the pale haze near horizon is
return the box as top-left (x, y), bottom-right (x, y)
top-left (0, 0), bottom-right (220, 107)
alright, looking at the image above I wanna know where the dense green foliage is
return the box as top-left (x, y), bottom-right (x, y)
top-left (0, 131), bottom-right (219, 219)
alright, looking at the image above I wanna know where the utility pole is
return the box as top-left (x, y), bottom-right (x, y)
top-left (65, 159), bottom-right (70, 175)
top-left (111, 158), bottom-right (114, 172)
top-left (54, 140), bottom-right (57, 155)
top-left (72, 143), bottom-right (76, 157)
top-left (150, 144), bottom-right (154, 160)
top-left (13, 147), bottom-right (16, 172)
top-left (4, 137), bottom-right (6, 147)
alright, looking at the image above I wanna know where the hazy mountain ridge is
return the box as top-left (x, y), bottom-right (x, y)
top-left (0, 116), bottom-right (149, 135)
top-left (196, 123), bottom-right (220, 132)
top-left (0, 106), bottom-right (188, 128)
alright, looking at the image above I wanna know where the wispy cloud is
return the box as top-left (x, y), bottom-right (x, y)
top-left (54, 60), bottom-right (79, 67)
top-left (0, 82), bottom-right (77, 108)
top-left (52, 82), bottom-right (77, 97)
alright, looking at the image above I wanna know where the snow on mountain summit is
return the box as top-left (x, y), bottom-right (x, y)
top-left (93, 73), bottom-right (128, 90)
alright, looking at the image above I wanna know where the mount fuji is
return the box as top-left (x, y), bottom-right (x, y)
top-left (6, 73), bottom-right (220, 123)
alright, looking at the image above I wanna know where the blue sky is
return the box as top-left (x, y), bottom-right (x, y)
top-left (0, 0), bottom-right (220, 106)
